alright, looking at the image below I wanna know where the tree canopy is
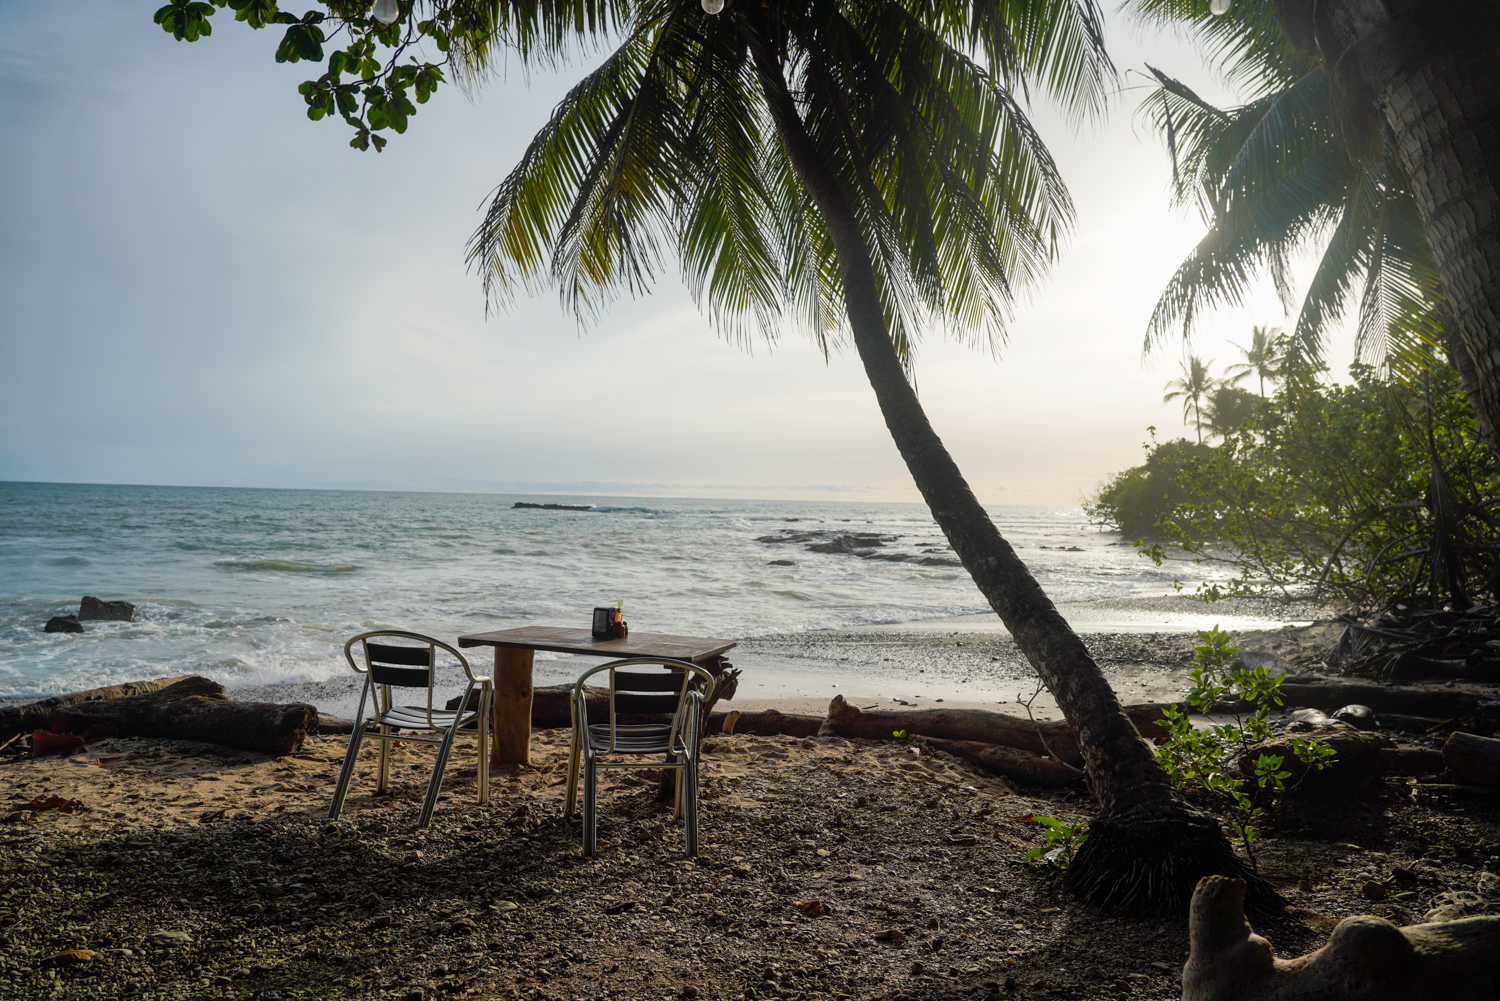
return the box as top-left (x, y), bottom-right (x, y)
top-left (1124, 0), bottom-right (1449, 385)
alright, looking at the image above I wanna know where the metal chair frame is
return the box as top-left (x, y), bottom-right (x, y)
top-left (564, 657), bottom-right (717, 857)
top-left (328, 629), bottom-right (492, 828)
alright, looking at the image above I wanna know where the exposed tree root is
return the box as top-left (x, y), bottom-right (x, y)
top-left (1064, 805), bottom-right (1285, 917)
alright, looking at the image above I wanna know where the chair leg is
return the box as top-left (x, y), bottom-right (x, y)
top-left (376, 725), bottom-right (392, 793)
top-left (418, 724), bottom-right (460, 829)
top-left (670, 752), bottom-right (685, 822)
top-left (683, 754), bottom-right (700, 858)
top-left (328, 723), bottom-right (368, 820)
top-left (582, 753), bottom-right (598, 857)
top-left (565, 718), bottom-right (583, 819)
top-left (477, 691), bottom-right (491, 807)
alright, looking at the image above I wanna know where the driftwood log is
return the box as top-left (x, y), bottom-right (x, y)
top-left (39, 677), bottom-right (317, 757)
top-left (1279, 681), bottom-right (1498, 720)
top-left (444, 685), bottom-right (824, 737)
top-left (1444, 731), bottom-right (1500, 786)
top-left (816, 694), bottom-right (1173, 765)
top-left (1184, 875), bottom-right (1500, 1001)
top-left (921, 736), bottom-right (1081, 786)
top-left (712, 708), bottom-right (823, 738)
top-left (1, 676), bottom-right (207, 741)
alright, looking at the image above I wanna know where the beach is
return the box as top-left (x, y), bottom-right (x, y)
top-left (5, 697), bottom-right (1499, 1001)
top-left (16, 484), bottom-right (1472, 1001)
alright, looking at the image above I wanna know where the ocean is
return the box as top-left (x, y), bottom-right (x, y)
top-left (0, 481), bottom-right (1204, 701)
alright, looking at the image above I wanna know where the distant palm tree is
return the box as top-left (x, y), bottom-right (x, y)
top-left (1224, 326), bottom-right (1281, 397)
top-left (1163, 356), bottom-right (1215, 443)
top-left (1203, 384), bottom-right (1261, 439)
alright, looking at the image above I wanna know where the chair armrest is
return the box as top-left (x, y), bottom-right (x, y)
top-left (457, 655), bottom-right (486, 685)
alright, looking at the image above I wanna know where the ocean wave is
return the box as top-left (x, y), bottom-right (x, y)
top-left (47, 556), bottom-right (92, 566)
top-left (214, 559), bottom-right (358, 575)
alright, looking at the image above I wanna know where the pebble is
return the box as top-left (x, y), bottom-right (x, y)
top-left (1360, 882), bottom-right (1387, 901)
top-left (1479, 872), bottom-right (1500, 897)
top-left (149, 929), bottom-right (193, 947)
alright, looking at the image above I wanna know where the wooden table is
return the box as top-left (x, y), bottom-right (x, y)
top-left (456, 626), bottom-right (737, 765)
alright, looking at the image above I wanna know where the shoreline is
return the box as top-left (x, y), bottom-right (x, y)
top-left (223, 594), bottom-right (1341, 724)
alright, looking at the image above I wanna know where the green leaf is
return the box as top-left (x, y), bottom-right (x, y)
top-left (274, 22), bottom-right (324, 64)
top-left (229, 0), bottom-right (278, 29)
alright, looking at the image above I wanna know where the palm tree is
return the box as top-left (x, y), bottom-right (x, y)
top-left (1126, 0), bottom-right (1500, 461)
top-left (1163, 355), bottom-right (1215, 443)
top-left (1224, 326), bottom-right (1280, 397)
top-left (470, 2), bottom-right (1278, 913)
top-left (158, 0), bottom-right (1277, 914)
top-left (1201, 383), bottom-right (1259, 440)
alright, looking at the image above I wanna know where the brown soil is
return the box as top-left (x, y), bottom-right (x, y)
top-left (3, 711), bottom-right (1498, 1001)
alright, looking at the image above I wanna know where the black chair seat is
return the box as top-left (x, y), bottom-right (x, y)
top-left (585, 722), bottom-right (678, 754)
top-left (379, 706), bottom-right (481, 731)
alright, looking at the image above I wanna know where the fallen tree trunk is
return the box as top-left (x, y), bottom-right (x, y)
top-left (816, 694), bottom-right (1173, 765)
top-left (44, 677), bottom-right (316, 757)
top-left (922, 736), bottom-right (1082, 787)
top-left (1443, 731), bottom-right (1500, 786)
top-left (1, 676), bottom-right (211, 740)
top-left (1378, 746), bottom-right (1447, 776)
top-left (712, 708), bottom-right (822, 738)
top-left (1279, 681), bottom-right (1498, 719)
top-left (453, 670), bottom-right (742, 728)
top-left (1183, 875), bottom-right (1500, 1001)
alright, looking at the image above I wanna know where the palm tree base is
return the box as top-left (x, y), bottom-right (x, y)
top-left (1063, 804), bottom-right (1285, 916)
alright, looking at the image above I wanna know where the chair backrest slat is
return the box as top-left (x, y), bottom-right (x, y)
top-left (370, 664), bottom-right (433, 688)
top-left (366, 643), bottom-right (434, 667)
top-left (614, 693), bottom-right (683, 715)
top-left (612, 670), bottom-right (687, 693)
top-left (365, 641), bottom-right (434, 689)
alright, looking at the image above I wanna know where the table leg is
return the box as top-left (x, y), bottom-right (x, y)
top-left (492, 646), bottom-right (535, 765)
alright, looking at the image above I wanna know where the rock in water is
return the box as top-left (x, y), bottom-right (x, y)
top-left (45, 615), bottom-right (84, 634)
top-left (79, 596), bottom-right (135, 622)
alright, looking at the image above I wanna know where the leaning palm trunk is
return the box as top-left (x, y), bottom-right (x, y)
top-left (742, 16), bottom-right (1277, 916)
top-left (1275, 0), bottom-right (1500, 464)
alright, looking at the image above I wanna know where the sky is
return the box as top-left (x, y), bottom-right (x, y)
top-left (0, 2), bottom-right (1356, 506)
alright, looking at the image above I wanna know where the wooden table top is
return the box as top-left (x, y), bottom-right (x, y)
top-left (457, 626), bottom-right (736, 662)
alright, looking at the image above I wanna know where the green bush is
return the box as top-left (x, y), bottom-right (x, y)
top-left (1084, 436), bottom-right (1213, 539)
top-left (1134, 366), bottom-right (1500, 605)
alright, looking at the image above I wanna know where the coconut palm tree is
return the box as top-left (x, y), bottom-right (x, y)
top-left (155, 0), bottom-right (1277, 914)
top-left (1163, 355), bottom-right (1215, 443)
top-left (1201, 383), bottom-right (1259, 440)
top-left (1224, 326), bottom-right (1280, 397)
top-left (1126, 0), bottom-right (1500, 459)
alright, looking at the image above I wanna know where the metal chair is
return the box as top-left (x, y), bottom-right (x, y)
top-left (565, 657), bottom-right (717, 857)
top-left (328, 630), bottom-right (492, 828)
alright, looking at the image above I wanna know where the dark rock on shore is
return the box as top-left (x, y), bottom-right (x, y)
top-left (44, 615), bottom-right (83, 634)
top-left (79, 597), bottom-right (135, 622)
